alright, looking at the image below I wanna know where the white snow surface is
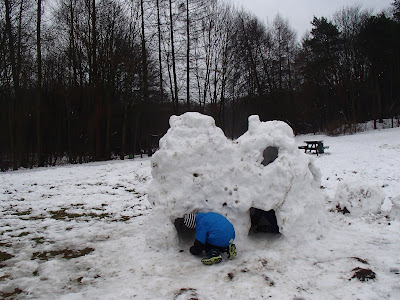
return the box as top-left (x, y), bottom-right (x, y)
top-left (0, 117), bottom-right (399, 299)
top-left (149, 113), bottom-right (326, 247)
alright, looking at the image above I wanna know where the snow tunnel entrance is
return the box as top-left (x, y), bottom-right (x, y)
top-left (262, 146), bottom-right (278, 166)
top-left (174, 218), bottom-right (196, 245)
top-left (249, 207), bottom-right (280, 235)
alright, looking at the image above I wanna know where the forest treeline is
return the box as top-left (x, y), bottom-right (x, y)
top-left (1, 0), bottom-right (399, 170)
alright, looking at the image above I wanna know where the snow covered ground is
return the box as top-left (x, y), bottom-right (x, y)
top-left (1, 125), bottom-right (399, 299)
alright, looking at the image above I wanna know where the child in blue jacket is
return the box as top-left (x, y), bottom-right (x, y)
top-left (184, 212), bottom-right (237, 265)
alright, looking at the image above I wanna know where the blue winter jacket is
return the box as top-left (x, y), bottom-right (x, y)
top-left (195, 212), bottom-right (235, 247)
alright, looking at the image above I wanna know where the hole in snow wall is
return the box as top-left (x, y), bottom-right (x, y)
top-left (249, 207), bottom-right (280, 235)
top-left (261, 146), bottom-right (279, 166)
top-left (174, 218), bottom-right (196, 245)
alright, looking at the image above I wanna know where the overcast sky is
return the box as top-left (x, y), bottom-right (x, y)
top-left (231, 0), bottom-right (393, 38)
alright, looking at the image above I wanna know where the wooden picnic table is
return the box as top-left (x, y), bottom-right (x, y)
top-left (298, 140), bottom-right (329, 156)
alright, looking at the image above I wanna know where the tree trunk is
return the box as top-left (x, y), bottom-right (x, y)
top-left (169, 0), bottom-right (178, 112)
top-left (69, 0), bottom-right (78, 86)
top-left (36, 0), bottom-right (43, 167)
top-left (186, 0), bottom-right (190, 110)
top-left (375, 74), bottom-right (383, 123)
top-left (140, 0), bottom-right (149, 103)
top-left (240, 16), bottom-right (262, 96)
top-left (4, 0), bottom-right (19, 169)
top-left (156, 0), bottom-right (164, 103)
top-left (92, 0), bottom-right (101, 161)
top-left (121, 87), bottom-right (128, 160)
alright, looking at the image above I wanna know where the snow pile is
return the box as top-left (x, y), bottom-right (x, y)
top-left (332, 178), bottom-right (385, 216)
top-left (388, 195), bottom-right (400, 220)
top-left (148, 112), bottom-right (327, 248)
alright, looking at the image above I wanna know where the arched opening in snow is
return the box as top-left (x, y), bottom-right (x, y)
top-left (174, 218), bottom-right (196, 245)
top-left (249, 207), bottom-right (280, 235)
top-left (261, 146), bottom-right (279, 166)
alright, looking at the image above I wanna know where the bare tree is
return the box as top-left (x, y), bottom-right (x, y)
top-left (156, 0), bottom-right (164, 103)
top-left (186, 0), bottom-right (190, 110)
top-left (36, 0), bottom-right (43, 166)
top-left (334, 6), bottom-right (370, 126)
top-left (140, 0), bottom-right (149, 102)
top-left (169, 0), bottom-right (178, 111)
top-left (4, 0), bottom-right (18, 169)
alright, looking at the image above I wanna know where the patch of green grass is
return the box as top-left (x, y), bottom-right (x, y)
top-left (49, 209), bottom-right (82, 220)
top-left (32, 247), bottom-right (95, 261)
top-left (32, 237), bottom-right (52, 245)
top-left (18, 232), bottom-right (30, 237)
top-left (12, 209), bottom-right (32, 216)
top-left (112, 213), bottom-right (144, 222)
top-left (49, 208), bottom-right (110, 221)
top-left (9, 209), bottom-right (47, 221)
top-left (26, 215), bottom-right (46, 221)
top-left (0, 251), bottom-right (14, 262)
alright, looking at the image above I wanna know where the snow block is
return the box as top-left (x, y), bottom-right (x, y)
top-left (381, 194), bottom-right (400, 220)
top-left (333, 179), bottom-right (385, 217)
top-left (147, 112), bottom-right (327, 248)
top-left (388, 195), bottom-right (400, 220)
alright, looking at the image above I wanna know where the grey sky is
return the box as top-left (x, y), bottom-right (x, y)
top-left (231, 0), bottom-right (393, 38)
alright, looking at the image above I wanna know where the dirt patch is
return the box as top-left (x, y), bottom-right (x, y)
top-left (12, 209), bottom-right (32, 216)
top-left (32, 247), bottom-right (95, 260)
top-left (31, 237), bottom-right (55, 245)
top-left (335, 204), bottom-right (350, 214)
top-left (114, 215), bottom-right (144, 222)
top-left (350, 268), bottom-right (376, 282)
top-left (26, 215), bottom-right (46, 221)
top-left (0, 274), bottom-right (11, 281)
top-left (173, 288), bottom-right (198, 300)
top-left (260, 259), bottom-right (268, 267)
top-left (264, 275), bottom-right (275, 286)
top-left (18, 231), bottom-right (30, 237)
top-left (351, 257), bottom-right (369, 264)
top-left (0, 251), bottom-right (14, 262)
top-left (32, 237), bottom-right (46, 244)
top-left (0, 288), bottom-right (23, 299)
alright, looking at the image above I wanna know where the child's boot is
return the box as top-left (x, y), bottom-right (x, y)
top-left (201, 249), bottom-right (222, 265)
top-left (228, 243), bottom-right (237, 260)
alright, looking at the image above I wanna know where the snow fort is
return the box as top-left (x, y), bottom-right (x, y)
top-left (147, 112), bottom-right (327, 248)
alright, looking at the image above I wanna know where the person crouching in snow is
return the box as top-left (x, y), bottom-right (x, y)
top-left (184, 212), bottom-right (237, 265)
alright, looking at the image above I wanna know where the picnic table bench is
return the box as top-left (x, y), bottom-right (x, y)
top-left (298, 140), bottom-right (329, 156)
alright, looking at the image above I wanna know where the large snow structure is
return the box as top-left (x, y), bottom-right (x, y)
top-left (148, 112), bottom-right (327, 248)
